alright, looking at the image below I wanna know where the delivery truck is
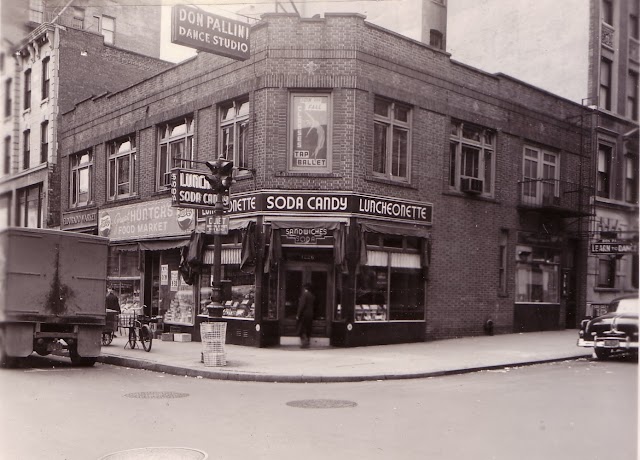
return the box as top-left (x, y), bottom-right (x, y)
top-left (0, 227), bottom-right (109, 367)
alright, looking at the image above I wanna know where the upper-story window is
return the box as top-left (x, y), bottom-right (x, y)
top-left (108, 136), bottom-right (137, 200)
top-left (628, 70), bottom-right (638, 121)
top-left (625, 153), bottom-right (638, 204)
top-left (597, 143), bottom-right (613, 198)
top-left (3, 136), bottom-right (10, 175)
top-left (4, 79), bottom-right (11, 117)
top-left (374, 97), bottom-right (411, 181)
top-left (602, 0), bottom-right (613, 25)
top-left (70, 150), bottom-right (93, 207)
top-left (22, 129), bottom-right (30, 170)
top-left (631, 1), bottom-right (639, 40)
top-left (41, 57), bottom-right (50, 100)
top-left (522, 146), bottom-right (559, 205)
top-left (449, 121), bottom-right (495, 196)
top-left (599, 58), bottom-right (612, 111)
top-left (158, 116), bottom-right (194, 189)
top-left (24, 69), bottom-right (31, 110)
top-left (220, 98), bottom-right (249, 170)
top-left (429, 29), bottom-right (444, 50)
top-left (40, 120), bottom-right (48, 164)
top-left (95, 15), bottom-right (115, 44)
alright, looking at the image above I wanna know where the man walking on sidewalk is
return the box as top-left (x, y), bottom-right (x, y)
top-left (296, 283), bottom-right (315, 348)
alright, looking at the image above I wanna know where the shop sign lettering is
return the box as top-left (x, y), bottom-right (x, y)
top-left (61, 208), bottom-right (97, 230)
top-left (171, 169), bottom-right (230, 210)
top-left (282, 227), bottom-right (333, 245)
top-left (98, 198), bottom-right (194, 241)
top-left (212, 192), bottom-right (433, 225)
top-left (590, 240), bottom-right (638, 254)
top-left (171, 5), bottom-right (250, 61)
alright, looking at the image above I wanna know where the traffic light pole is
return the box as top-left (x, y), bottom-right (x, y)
top-left (208, 195), bottom-right (224, 317)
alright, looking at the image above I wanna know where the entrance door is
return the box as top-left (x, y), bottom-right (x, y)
top-left (280, 262), bottom-right (332, 337)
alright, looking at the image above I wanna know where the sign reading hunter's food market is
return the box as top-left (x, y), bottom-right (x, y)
top-left (170, 169), bottom-right (229, 210)
top-left (171, 5), bottom-right (250, 61)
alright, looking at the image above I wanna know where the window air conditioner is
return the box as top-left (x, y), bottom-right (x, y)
top-left (460, 177), bottom-right (483, 194)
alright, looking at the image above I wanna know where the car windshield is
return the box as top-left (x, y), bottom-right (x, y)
top-left (613, 298), bottom-right (639, 314)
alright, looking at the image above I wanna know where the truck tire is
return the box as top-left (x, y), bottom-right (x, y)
top-left (70, 354), bottom-right (97, 367)
top-left (0, 335), bottom-right (18, 369)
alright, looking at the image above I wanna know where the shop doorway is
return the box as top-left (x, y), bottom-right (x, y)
top-left (280, 262), bottom-right (333, 337)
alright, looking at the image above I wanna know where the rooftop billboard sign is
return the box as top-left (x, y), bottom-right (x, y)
top-left (171, 5), bottom-right (250, 61)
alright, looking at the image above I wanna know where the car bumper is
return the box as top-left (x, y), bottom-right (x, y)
top-left (578, 337), bottom-right (639, 350)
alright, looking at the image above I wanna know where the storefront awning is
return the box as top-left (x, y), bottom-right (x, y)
top-left (111, 238), bottom-right (190, 252)
top-left (360, 220), bottom-right (430, 238)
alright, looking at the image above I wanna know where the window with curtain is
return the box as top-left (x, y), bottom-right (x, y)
top-left (70, 150), bottom-right (93, 207)
top-left (22, 129), bottom-right (30, 170)
top-left (157, 116), bottom-right (194, 189)
top-left (597, 143), bottom-right (612, 198)
top-left (41, 57), bottom-right (50, 100)
top-left (40, 120), bottom-right (48, 163)
top-left (220, 98), bottom-right (249, 170)
top-left (24, 69), bottom-right (31, 110)
top-left (450, 120), bottom-right (495, 195)
top-left (373, 97), bottom-right (411, 182)
top-left (108, 135), bottom-right (137, 200)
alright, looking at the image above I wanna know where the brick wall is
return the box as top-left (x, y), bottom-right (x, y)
top-left (59, 13), bottom-right (594, 340)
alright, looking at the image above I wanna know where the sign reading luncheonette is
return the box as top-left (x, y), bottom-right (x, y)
top-left (196, 191), bottom-right (433, 225)
top-left (171, 5), bottom-right (250, 61)
top-left (170, 169), bottom-right (230, 210)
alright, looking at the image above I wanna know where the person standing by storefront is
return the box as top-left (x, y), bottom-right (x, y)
top-left (106, 288), bottom-right (121, 313)
top-left (296, 283), bottom-right (315, 348)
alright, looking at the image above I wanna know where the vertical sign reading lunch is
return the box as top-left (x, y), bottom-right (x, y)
top-left (290, 94), bottom-right (330, 172)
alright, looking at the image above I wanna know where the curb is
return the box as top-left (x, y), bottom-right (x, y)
top-left (97, 353), bottom-right (592, 383)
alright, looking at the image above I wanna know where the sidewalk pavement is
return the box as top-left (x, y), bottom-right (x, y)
top-left (97, 330), bottom-right (591, 383)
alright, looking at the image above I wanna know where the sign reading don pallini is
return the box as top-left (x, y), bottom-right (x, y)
top-left (171, 5), bottom-right (250, 61)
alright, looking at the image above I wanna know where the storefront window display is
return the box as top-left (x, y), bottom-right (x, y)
top-left (199, 263), bottom-right (256, 319)
top-left (355, 249), bottom-right (425, 322)
top-left (160, 250), bottom-right (196, 326)
top-left (107, 248), bottom-right (141, 312)
top-left (515, 244), bottom-right (560, 303)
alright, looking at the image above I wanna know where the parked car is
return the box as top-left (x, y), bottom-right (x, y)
top-left (578, 295), bottom-right (638, 359)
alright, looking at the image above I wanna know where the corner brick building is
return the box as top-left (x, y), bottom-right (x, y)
top-left (59, 13), bottom-right (594, 347)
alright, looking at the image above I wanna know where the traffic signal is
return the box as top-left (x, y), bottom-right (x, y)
top-left (205, 158), bottom-right (234, 194)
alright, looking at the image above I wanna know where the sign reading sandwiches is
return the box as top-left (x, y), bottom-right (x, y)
top-left (171, 5), bottom-right (250, 61)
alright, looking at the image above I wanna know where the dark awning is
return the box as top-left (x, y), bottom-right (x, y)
top-left (360, 220), bottom-right (430, 238)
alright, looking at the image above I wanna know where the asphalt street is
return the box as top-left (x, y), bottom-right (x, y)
top-left (0, 355), bottom-right (636, 460)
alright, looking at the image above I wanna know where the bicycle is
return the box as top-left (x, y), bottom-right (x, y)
top-left (119, 309), bottom-right (155, 352)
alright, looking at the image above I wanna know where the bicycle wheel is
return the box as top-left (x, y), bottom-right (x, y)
top-left (140, 325), bottom-right (153, 352)
top-left (128, 327), bottom-right (137, 349)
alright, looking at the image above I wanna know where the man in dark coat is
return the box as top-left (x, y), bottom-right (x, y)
top-left (296, 283), bottom-right (315, 348)
top-left (106, 288), bottom-right (121, 313)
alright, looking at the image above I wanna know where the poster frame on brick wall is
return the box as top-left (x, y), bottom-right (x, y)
top-left (288, 92), bottom-right (332, 173)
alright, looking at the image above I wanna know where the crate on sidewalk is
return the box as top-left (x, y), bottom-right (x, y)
top-left (161, 333), bottom-right (174, 342)
top-left (174, 333), bottom-right (192, 342)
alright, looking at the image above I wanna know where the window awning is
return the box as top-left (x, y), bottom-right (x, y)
top-left (360, 220), bottom-right (430, 238)
top-left (111, 238), bottom-right (190, 252)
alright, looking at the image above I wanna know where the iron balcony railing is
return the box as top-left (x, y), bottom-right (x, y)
top-left (517, 179), bottom-right (593, 217)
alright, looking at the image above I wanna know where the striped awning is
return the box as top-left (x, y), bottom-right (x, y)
top-left (203, 247), bottom-right (241, 265)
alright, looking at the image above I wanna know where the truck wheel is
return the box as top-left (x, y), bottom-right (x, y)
top-left (70, 355), bottom-right (97, 367)
top-left (0, 337), bottom-right (18, 369)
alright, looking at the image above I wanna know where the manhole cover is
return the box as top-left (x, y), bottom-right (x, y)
top-left (124, 391), bottom-right (189, 399)
top-left (286, 399), bottom-right (357, 409)
top-left (99, 447), bottom-right (207, 459)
